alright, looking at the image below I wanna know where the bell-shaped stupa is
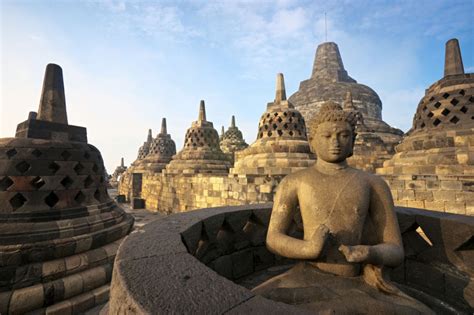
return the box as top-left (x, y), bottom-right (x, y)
top-left (231, 73), bottom-right (315, 176)
top-left (289, 42), bottom-right (403, 171)
top-left (165, 101), bottom-right (231, 175)
top-left (219, 115), bottom-right (248, 162)
top-left (0, 64), bottom-right (134, 314)
top-left (377, 38), bottom-right (474, 215)
top-left (138, 118), bottom-right (177, 173)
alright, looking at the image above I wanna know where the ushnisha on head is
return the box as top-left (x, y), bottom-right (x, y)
top-left (308, 101), bottom-right (360, 162)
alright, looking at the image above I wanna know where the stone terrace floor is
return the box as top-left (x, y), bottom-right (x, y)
top-left (84, 189), bottom-right (167, 314)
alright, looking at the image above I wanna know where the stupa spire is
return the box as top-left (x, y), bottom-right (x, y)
top-left (311, 42), bottom-right (353, 82)
top-left (160, 118), bottom-right (167, 135)
top-left (147, 129), bottom-right (152, 143)
top-left (37, 63), bottom-right (68, 124)
top-left (121, 157), bottom-right (124, 167)
top-left (275, 73), bottom-right (287, 102)
top-left (444, 38), bottom-right (464, 77)
top-left (231, 115), bottom-right (236, 128)
top-left (198, 100), bottom-right (207, 121)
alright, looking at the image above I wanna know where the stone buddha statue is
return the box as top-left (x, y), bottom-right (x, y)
top-left (253, 102), bottom-right (433, 314)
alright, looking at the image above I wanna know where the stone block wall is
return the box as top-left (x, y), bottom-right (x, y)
top-left (138, 173), bottom-right (283, 212)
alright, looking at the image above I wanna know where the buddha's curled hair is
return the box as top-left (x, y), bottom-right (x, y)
top-left (309, 101), bottom-right (359, 135)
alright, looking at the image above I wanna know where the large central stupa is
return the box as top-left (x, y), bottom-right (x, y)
top-left (289, 42), bottom-right (403, 171)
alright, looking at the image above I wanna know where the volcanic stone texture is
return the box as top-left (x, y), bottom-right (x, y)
top-left (0, 63), bottom-right (134, 314)
top-left (231, 74), bottom-right (315, 176)
top-left (109, 204), bottom-right (474, 314)
top-left (289, 42), bottom-right (403, 172)
top-left (377, 39), bottom-right (474, 215)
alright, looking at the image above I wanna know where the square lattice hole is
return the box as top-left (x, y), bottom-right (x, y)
top-left (433, 118), bottom-right (441, 126)
top-left (44, 192), bottom-right (59, 207)
top-left (31, 149), bottom-right (42, 157)
top-left (0, 177), bottom-right (14, 191)
top-left (450, 116), bottom-right (460, 124)
top-left (74, 162), bottom-right (85, 175)
top-left (460, 106), bottom-right (468, 114)
top-left (10, 193), bottom-right (27, 210)
top-left (60, 176), bottom-right (74, 189)
top-left (61, 151), bottom-right (72, 160)
top-left (31, 176), bottom-right (45, 189)
top-left (442, 93), bottom-right (450, 99)
top-left (75, 191), bottom-right (86, 204)
top-left (84, 176), bottom-right (94, 188)
top-left (48, 162), bottom-right (60, 175)
top-left (15, 161), bottom-right (31, 174)
top-left (433, 102), bottom-right (441, 108)
top-left (450, 98), bottom-right (459, 106)
top-left (6, 148), bottom-right (17, 159)
top-left (441, 108), bottom-right (450, 116)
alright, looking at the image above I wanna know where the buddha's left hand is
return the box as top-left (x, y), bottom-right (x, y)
top-left (338, 244), bottom-right (371, 263)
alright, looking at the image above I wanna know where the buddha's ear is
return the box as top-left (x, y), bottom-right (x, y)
top-left (347, 132), bottom-right (357, 158)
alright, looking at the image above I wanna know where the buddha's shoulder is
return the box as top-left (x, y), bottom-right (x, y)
top-left (348, 167), bottom-right (389, 188)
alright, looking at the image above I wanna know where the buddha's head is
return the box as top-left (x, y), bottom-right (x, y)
top-left (309, 101), bottom-right (358, 163)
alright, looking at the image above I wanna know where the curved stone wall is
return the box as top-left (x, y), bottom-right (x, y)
top-left (109, 204), bottom-right (473, 314)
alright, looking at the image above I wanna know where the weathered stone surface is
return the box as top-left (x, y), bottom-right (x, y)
top-left (108, 204), bottom-right (474, 314)
top-left (0, 64), bottom-right (134, 314)
top-left (231, 73), bottom-right (315, 176)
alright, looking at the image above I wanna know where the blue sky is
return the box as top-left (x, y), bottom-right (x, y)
top-left (1, 0), bottom-right (473, 172)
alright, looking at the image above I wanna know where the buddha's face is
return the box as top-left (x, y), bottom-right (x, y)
top-left (312, 121), bottom-right (354, 163)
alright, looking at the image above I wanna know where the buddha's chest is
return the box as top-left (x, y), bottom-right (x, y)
top-left (297, 176), bottom-right (371, 234)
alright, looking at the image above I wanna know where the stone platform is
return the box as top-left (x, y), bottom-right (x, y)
top-left (108, 204), bottom-right (474, 314)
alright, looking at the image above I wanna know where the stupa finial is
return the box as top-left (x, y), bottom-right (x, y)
top-left (147, 129), bottom-right (153, 143)
top-left (121, 157), bottom-right (124, 167)
top-left (198, 100), bottom-right (207, 122)
top-left (444, 38), bottom-right (464, 77)
top-left (275, 73), bottom-right (287, 103)
top-left (37, 63), bottom-right (68, 124)
top-left (231, 115), bottom-right (236, 128)
top-left (160, 118), bottom-right (167, 135)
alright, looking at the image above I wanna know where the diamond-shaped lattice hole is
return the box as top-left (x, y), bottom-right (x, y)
top-left (6, 148), bottom-right (17, 159)
top-left (44, 192), bottom-right (59, 207)
top-left (10, 193), bottom-right (27, 210)
top-left (0, 177), bottom-right (14, 191)
top-left (289, 131), bottom-right (294, 136)
top-left (416, 226), bottom-right (433, 246)
top-left (74, 191), bottom-right (86, 204)
top-left (272, 124), bottom-right (277, 130)
top-left (433, 118), bottom-right (441, 126)
top-left (94, 189), bottom-right (101, 201)
top-left (422, 106), bottom-right (427, 112)
top-left (277, 130), bottom-right (283, 136)
top-left (84, 176), bottom-right (94, 188)
top-left (429, 96), bottom-right (435, 102)
top-left (442, 93), bottom-right (449, 99)
top-left (427, 112), bottom-right (434, 118)
top-left (61, 151), bottom-right (72, 160)
top-left (450, 98), bottom-right (459, 106)
top-left (455, 236), bottom-right (474, 251)
top-left (74, 162), bottom-right (85, 175)
top-left (15, 161), bottom-right (31, 174)
top-left (469, 96), bottom-right (474, 103)
top-left (49, 162), bottom-right (60, 174)
top-left (60, 176), bottom-right (74, 189)
top-left (420, 122), bottom-right (426, 128)
top-left (433, 102), bottom-right (441, 109)
top-left (459, 89), bottom-right (465, 96)
top-left (31, 149), bottom-right (42, 157)
top-left (460, 106), bottom-right (468, 114)
top-left (441, 108), bottom-right (450, 116)
top-left (92, 164), bottom-right (99, 174)
top-left (277, 117), bottom-right (283, 123)
top-left (450, 116), bottom-right (460, 124)
top-left (31, 176), bottom-right (45, 189)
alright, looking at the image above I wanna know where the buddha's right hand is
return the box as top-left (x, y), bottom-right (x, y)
top-left (307, 224), bottom-right (330, 258)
